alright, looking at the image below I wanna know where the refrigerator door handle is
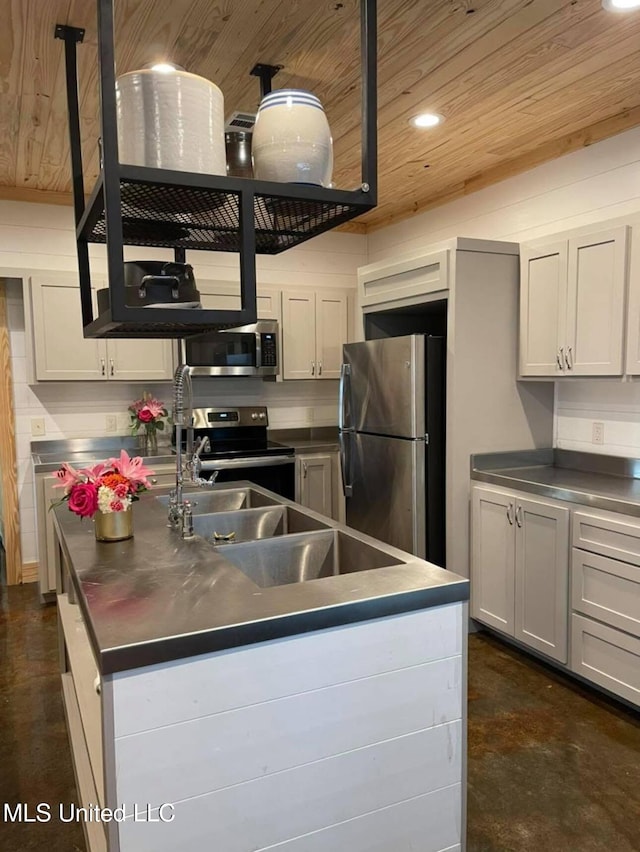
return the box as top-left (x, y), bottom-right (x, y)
top-left (338, 362), bottom-right (351, 431)
top-left (339, 431), bottom-right (353, 497)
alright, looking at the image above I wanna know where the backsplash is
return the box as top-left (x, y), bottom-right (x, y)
top-left (555, 380), bottom-right (640, 458)
top-left (6, 280), bottom-right (340, 564)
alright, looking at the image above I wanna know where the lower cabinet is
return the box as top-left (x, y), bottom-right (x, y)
top-left (296, 453), bottom-right (334, 518)
top-left (471, 484), bottom-right (570, 663)
top-left (570, 509), bottom-right (640, 706)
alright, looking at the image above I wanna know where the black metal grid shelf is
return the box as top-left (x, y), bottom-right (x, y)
top-left (79, 167), bottom-right (373, 255)
top-left (56, 0), bottom-right (377, 338)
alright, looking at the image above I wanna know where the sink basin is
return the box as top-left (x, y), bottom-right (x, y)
top-left (156, 487), bottom-right (279, 515)
top-left (213, 529), bottom-right (403, 588)
top-left (193, 505), bottom-right (330, 544)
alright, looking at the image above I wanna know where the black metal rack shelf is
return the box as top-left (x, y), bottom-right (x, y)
top-left (79, 166), bottom-right (373, 255)
top-left (55, 0), bottom-right (377, 339)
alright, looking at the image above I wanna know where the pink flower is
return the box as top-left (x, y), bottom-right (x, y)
top-left (110, 450), bottom-right (154, 489)
top-left (53, 462), bottom-right (81, 491)
top-left (67, 483), bottom-right (99, 518)
top-left (78, 461), bottom-right (110, 482)
top-left (110, 499), bottom-right (125, 512)
top-left (114, 483), bottom-right (129, 499)
top-left (138, 407), bottom-right (155, 423)
top-left (143, 399), bottom-right (165, 418)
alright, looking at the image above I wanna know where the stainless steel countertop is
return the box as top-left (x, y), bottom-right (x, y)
top-left (472, 448), bottom-right (640, 517)
top-left (32, 436), bottom-right (174, 473)
top-left (268, 427), bottom-right (339, 454)
top-left (53, 482), bottom-right (468, 675)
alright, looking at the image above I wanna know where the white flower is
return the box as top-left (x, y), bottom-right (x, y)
top-left (97, 485), bottom-right (132, 513)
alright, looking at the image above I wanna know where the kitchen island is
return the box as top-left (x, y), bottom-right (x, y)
top-left (54, 483), bottom-right (468, 852)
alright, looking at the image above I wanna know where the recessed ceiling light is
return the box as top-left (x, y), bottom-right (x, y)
top-left (410, 112), bottom-right (444, 129)
top-left (602, 0), bottom-right (640, 11)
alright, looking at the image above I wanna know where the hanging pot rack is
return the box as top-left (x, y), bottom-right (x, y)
top-left (54, 0), bottom-right (377, 339)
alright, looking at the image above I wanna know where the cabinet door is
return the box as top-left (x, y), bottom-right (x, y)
top-left (514, 496), bottom-right (569, 663)
top-left (257, 286), bottom-right (282, 321)
top-left (470, 486), bottom-right (515, 635)
top-left (519, 242), bottom-right (567, 377)
top-left (565, 227), bottom-right (628, 376)
top-left (31, 278), bottom-right (107, 380)
top-left (37, 475), bottom-right (61, 594)
top-left (315, 290), bottom-right (348, 379)
top-left (107, 338), bottom-right (174, 381)
top-left (282, 290), bottom-right (316, 379)
top-left (296, 454), bottom-right (333, 517)
top-left (198, 280), bottom-right (242, 310)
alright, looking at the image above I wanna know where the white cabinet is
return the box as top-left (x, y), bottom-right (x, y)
top-left (519, 227), bottom-right (628, 377)
top-left (358, 249), bottom-right (449, 309)
top-left (282, 289), bottom-right (348, 380)
top-left (296, 453), bottom-right (333, 518)
top-left (197, 280), bottom-right (281, 321)
top-left (471, 484), bottom-right (570, 663)
top-left (28, 275), bottom-right (174, 382)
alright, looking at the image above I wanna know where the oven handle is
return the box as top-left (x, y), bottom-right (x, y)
top-left (199, 456), bottom-right (295, 471)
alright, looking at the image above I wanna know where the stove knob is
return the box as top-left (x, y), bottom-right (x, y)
top-left (251, 412), bottom-right (258, 420)
top-left (258, 412), bottom-right (266, 420)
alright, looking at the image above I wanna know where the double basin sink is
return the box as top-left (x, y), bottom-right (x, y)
top-left (157, 487), bottom-right (403, 588)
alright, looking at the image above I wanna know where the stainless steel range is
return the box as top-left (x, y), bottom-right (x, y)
top-left (172, 406), bottom-right (295, 499)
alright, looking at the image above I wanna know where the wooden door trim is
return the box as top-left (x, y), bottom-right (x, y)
top-left (0, 280), bottom-right (23, 584)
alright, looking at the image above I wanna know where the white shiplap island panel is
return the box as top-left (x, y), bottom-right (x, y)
top-left (108, 602), bottom-right (465, 852)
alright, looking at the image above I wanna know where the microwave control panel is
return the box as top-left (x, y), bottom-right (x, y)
top-left (261, 333), bottom-right (277, 367)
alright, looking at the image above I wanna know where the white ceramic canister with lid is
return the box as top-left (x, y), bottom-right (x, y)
top-left (252, 89), bottom-right (333, 187)
top-left (116, 67), bottom-right (226, 175)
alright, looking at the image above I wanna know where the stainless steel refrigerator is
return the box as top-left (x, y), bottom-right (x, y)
top-left (339, 335), bottom-right (445, 565)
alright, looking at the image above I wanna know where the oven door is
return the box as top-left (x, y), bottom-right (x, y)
top-left (200, 456), bottom-right (295, 499)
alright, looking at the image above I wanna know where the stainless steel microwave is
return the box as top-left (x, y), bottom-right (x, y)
top-left (185, 320), bottom-right (279, 378)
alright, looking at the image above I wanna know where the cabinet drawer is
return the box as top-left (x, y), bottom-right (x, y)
top-left (572, 548), bottom-right (640, 638)
top-left (571, 614), bottom-right (640, 707)
top-left (572, 511), bottom-right (640, 566)
top-left (149, 471), bottom-right (176, 489)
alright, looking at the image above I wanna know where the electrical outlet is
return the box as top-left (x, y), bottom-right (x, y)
top-left (592, 421), bottom-right (605, 445)
top-left (30, 417), bottom-right (45, 437)
top-left (106, 415), bottom-right (117, 433)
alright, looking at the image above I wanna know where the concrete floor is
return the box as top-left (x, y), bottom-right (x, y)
top-left (1, 584), bottom-right (638, 851)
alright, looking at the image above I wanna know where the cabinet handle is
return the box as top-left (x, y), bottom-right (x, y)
top-left (311, 361), bottom-right (315, 376)
top-left (318, 361), bottom-right (322, 376)
top-left (559, 347), bottom-right (565, 371)
top-left (566, 346), bottom-right (573, 371)
top-left (507, 503), bottom-right (514, 525)
top-left (100, 358), bottom-right (106, 376)
top-left (516, 505), bottom-right (523, 528)
top-left (110, 358), bottom-right (115, 376)
top-left (556, 350), bottom-right (563, 370)
top-left (303, 462), bottom-right (308, 478)
top-left (150, 478), bottom-right (158, 485)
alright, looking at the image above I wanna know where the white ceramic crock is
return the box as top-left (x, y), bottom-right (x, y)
top-left (252, 89), bottom-right (333, 187)
top-left (116, 68), bottom-right (226, 175)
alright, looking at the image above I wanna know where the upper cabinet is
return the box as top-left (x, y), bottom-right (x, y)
top-left (281, 288), bottom-right (349, 380)
top-left (519, 226), bottom-right (629, 378)
top-left (27, 275), bottom-right (174, 382)
top-left (197, 281), bottom-right (282, 322)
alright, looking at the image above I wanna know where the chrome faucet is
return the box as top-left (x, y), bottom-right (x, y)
top-left (169, 363), bottom-right (217, 538)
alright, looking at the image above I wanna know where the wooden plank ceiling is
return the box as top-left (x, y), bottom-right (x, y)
top-left (1, 0), bottom-right (640, 232)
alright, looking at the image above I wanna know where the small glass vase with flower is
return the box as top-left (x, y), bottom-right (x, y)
top-left (52, 450), bottom-right (155, 541)
top-left (128, 392), bottom-right (168, 456)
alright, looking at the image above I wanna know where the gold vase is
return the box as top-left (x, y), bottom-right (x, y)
top-left (94, 508), bottom-right (133, 542)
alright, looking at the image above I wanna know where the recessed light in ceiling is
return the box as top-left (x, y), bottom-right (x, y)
top-left (602, 0), bottom-right (640, 11)
top-left (410, 112), bottom-right (444, 129)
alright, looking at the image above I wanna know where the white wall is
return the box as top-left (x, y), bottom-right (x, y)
top-left (1, 201), bottom-right (365, 566)
top-left (368, 126), bottom-right (640, 459)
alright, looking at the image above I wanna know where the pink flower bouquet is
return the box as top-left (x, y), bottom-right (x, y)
top-left (129, 392), bottom-right (168, 434)
top-left (52, 450), bottom-right (155, 519)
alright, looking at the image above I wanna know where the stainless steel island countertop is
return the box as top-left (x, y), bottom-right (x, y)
top-left (472, 448), bottom-right (640, 517)
top-left (53, 482), bottom-right (468, 675)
